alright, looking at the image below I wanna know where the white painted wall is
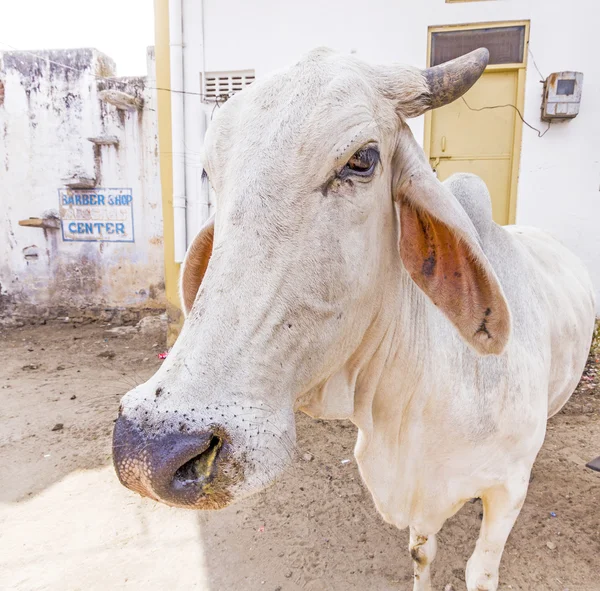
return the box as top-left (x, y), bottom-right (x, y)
top-left (0, 48), bottom-right (165, 322)
top-left (182, 0), bottom-right (211, 243)
top-left (179, 0), bottom-right (600, 311)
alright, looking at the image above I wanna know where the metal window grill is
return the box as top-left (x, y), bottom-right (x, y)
top-left (202, 70), bottom-right (255, 102)
top-left (430, 26), bottom-right (526, 67)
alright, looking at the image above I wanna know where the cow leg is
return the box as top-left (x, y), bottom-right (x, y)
top-left (465, 471), bottom-right (530, 591)
top-left (409, 527), bottom-right (437, 591)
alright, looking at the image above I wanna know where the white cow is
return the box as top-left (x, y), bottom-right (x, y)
top-left (113, 48), bottom-right (596, 590)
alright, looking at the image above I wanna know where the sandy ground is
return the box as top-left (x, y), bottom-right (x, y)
top-left (1, 321), bottom-right (599, 591)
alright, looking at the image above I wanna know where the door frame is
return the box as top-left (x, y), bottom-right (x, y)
top-left (423, 20), bottom-right (530, 225)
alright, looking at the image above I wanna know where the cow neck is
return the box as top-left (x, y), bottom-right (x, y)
top-left (351, 265), bottom-right (435, 437)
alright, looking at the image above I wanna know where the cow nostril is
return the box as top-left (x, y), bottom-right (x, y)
top-left (173, 435), bottom-right (223, 487)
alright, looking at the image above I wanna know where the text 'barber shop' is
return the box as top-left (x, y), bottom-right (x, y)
top-left (58, 188), bottom-right (135, 242)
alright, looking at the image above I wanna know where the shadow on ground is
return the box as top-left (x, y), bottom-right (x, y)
top-left (0, 322), bottom-right (161, 503)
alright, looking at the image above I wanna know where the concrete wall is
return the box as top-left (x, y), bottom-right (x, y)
top-left (0, 48), bottom-right (165, 323)
top-left (179, 0), bottom-right (600, 311)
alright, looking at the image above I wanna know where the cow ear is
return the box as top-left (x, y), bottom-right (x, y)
top-left (180, 215), bottom-right (215, 316)
top-left (395, 163), bottom-right (511, 356)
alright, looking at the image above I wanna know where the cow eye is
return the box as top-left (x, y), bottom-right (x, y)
top-left (343, 146), bottom-right (379, 177)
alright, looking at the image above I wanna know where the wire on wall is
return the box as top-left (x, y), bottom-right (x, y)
top-left (461, 97), bottom-right (551, 138)
top-left (0, 41), bottom-right (225, 103)
top-left (528, 47), bottom-right (546, 82)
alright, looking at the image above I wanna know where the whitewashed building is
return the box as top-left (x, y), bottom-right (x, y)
top-left (0, 48), bottom-right (165, 323)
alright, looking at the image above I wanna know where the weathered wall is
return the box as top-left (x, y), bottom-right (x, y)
top-left (0, 48), bottom-right (165, 323)
top-left (179, 0), bottom-right (600, 312)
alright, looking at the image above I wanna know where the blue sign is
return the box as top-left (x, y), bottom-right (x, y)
top-left (58, 188), bottom-right (134, 242)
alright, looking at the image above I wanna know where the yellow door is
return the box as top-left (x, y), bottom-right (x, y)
top-left (429, 70), bottom-right (518, 225)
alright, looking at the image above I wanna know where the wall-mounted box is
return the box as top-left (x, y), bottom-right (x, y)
top-left (542, 71), bottom-right (583, 121)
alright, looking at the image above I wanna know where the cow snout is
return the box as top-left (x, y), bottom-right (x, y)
top-left (112, 416), bottom-right (238, 509)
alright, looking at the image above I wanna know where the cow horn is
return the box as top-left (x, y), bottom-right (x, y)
top-left (423, 47), bottom-right (489, 110)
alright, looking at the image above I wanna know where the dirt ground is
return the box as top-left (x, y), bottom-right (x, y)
top-left (1, 321), bottom-right (599, 591)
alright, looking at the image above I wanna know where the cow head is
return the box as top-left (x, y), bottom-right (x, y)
top-left (113, 48), bottom-right (510, 509)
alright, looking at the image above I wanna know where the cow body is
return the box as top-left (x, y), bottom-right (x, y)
top-left (347, 173), bottom-right (593, 531)
top-left (113, 49), bottom-right (596, 590)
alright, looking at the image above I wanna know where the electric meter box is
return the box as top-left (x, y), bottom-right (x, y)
top-left (542, 71), bottom-right (583, 121)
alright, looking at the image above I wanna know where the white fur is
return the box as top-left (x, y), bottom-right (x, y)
top-left (118, 49), bottom-right (595, 590)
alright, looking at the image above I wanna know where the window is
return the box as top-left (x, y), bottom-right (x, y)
top-left (201, 70), bottom-right (255, 102)
top-left (430, 25), bottom-right (526, 66)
